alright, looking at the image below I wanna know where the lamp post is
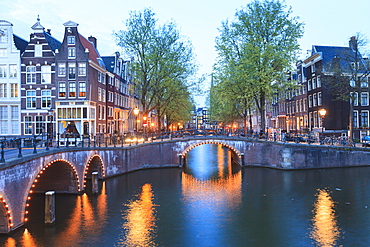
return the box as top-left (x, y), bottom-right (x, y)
top-left (133, 107), bottom-right (139, 134)
top-left (318, 108), bottom-right (327, 143)
top-left (46, 108), bottom-right (54, 150)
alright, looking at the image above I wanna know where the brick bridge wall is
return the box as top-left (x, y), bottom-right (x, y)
top-left (1, 138), bottom-right (370, 233)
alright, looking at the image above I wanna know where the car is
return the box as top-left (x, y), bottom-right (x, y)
top-left (362, 135), bottom-right (370, 147)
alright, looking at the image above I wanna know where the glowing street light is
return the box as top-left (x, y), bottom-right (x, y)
top-left (318, 108), bottom-right (327, 143)
top-left (133, 107), bottom-right (139, 133)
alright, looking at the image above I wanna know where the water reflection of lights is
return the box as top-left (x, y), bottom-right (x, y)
top-left (181, 171), bottom-right (242, 209)
top-left (310, 189), bottom-right (340, 247)
top-left (55, 181), bottom-right (108, 244)
top-left (119, 183), bottom-right (158, 247)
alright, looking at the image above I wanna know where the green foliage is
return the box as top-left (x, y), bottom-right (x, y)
top-left (114, 8), bottom-right (197, 128)
top-left (213, 0), bottom-right (304, 131)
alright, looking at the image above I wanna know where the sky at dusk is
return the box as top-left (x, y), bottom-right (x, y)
top-left (2, 0), bottom-right (370, 106)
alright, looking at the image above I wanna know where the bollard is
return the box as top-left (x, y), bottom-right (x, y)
top-left (92, 172), bottom-right (99, 194)
top-left (179, 154), bottom-right (183, 167)
top-left (45, 191), bottom-right (55, 225)
top-left (0, 141), bottom-right (5, 163)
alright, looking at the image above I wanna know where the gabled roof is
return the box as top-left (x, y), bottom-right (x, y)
top-left (13, 34), bottom-right (28, 53)
top-left (79, 34), bottom-right (105, 69)
top-left (102, 56), bottom-right (115, 73)
top-left (43, 31), bottom-right (61, 52)
top-left (312, 45), bottom-right (360, 72)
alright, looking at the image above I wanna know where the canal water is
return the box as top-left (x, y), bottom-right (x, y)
top-left (1, 144), bottom-right (370, 246)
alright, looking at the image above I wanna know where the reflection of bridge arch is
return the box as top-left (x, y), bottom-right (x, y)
top-left (23, 159), bottom-right (81, 224)
top-left (181, 140), bottom-right (243, 158)
top-left (83, 154), bottom-right (106, 189)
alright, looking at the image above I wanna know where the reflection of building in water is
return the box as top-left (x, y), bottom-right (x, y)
top-left (120, 183), bottom-right (157, 247)
top-left (181, 171), bottom-right (242, 209)
top-left (310, 189), bottom-right (340, 247)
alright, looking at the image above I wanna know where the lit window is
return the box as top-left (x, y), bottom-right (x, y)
top-left (10, 84), bottom-right (18, 97)
top-left (69, 81), bottom-right (76, 97)
top-left (59, 82), bottom-right (66, 97)
top-left (79, 81), bottom-right (86, 97)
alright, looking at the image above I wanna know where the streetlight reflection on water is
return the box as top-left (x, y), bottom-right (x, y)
top-left (310, 189), bottom-right (340, 247)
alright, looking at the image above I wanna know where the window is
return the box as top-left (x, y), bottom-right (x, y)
top-left (9, 64), bottom-right (16, 78)
top-left (312, 78), bottom-right (317, 89)
top-left (68, 63), bottom-right (76, 79)
top-left (58, 63), bottom-right (66, 76)
top-left (98, 72), bottom-right (105, 84)
top-left (303, 99), bottom-right (307, 111)
top-left (68, 36), bottom-right (75, 45)
top-left (34, 44), bottom-right (42, 57)
top-left (351, 92), bottom-right (358, 106)
top-left (98, 87), bottom-right (101, 101)
top-left (317, 76), bottom-right (321, 88)
top-left (41, 65), bottom-right (51, 83)
top-left (0, 65), bottom-right (6, 78)
top-left (0, 49), bottom-right (6, 57)
top-left (318, 92), bottom-right (322, 106)
top-left (68, 47), bottom-right (76, 58)
top-left (41, 90), bottom-right (51, 108)
top-left (312, 64), bottom-right (316, 73)
top-left (308, 95), bottom-right (312, 108)
top-left (0, 83), bottom-right (6, 97)
top-left (59, 82), bottom-right (66, 97)
top-left (308, 79), bottom-right (311, 91)
top-left (361, 77), bottom-right (368, 87)
top-left (361, 92), bottom-right (369, 106)
top-left (26, 90), bottom-right (36, 109)
top-left (0, 106), bottom-right (7, 134)
top-left (11, 106), bottom-right (19, 134)
top-left (24, 116), bottom-right (32, 134)
top-left (35, 116), bottom-right (43, 135)
top-left (102, 89), bottom-right (105, 102)
top-left (78, 63), bottom-right (86, 76)
top-left (69, 81), bottom-right (76, 97)
top-left (26, 66), bottom-right (36, 84)
top-left (79, 81), bottom-right (86, 97)
top-left (361, 111), bottom-right (369, 127)
top-left (10, 84), bottom-right (17, 97)
top-left (353, 111), bottom-right (358, 128)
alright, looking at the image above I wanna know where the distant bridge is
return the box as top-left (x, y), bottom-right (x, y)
top-left (1, 136), bottom-right (370, 234)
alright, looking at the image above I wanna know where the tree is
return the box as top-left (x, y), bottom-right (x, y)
top-left (213, 0), bottom-right (303, 132)
top-left (114, 8), bottom-right (196, 130)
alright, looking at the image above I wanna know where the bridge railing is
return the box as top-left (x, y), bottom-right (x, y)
top-left (0, 130), bottom-right (360, 164)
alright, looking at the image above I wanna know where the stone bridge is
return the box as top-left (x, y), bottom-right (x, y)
top-left (1, 137), bottom-right (370, 234)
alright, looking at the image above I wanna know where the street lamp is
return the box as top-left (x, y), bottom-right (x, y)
top-left (318, 108), bottom-right (327, 142)
top-left (46, 108), bottom-right (54, 150)
top-left (133, 107), bottom-right (139, 133)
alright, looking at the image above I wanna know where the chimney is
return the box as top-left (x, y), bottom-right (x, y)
top-left (88, 36), bottom-right (97, 48)
top-left (349, 36), bottom-right (357, 50)
top-left (46, 29), bottom-right (51, 35)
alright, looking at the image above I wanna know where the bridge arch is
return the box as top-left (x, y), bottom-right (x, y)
top-left (181, 140), bottom-right (243, 159)
top-left (83, 154), bottom-right (106, 189)
top-left (0, 193), bottom-right (13, 233)
top-left (23, 158), bottom-right (81, 223)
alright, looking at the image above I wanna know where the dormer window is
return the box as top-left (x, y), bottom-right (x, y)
top-left (68, 36), bottom-right (75, 45)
